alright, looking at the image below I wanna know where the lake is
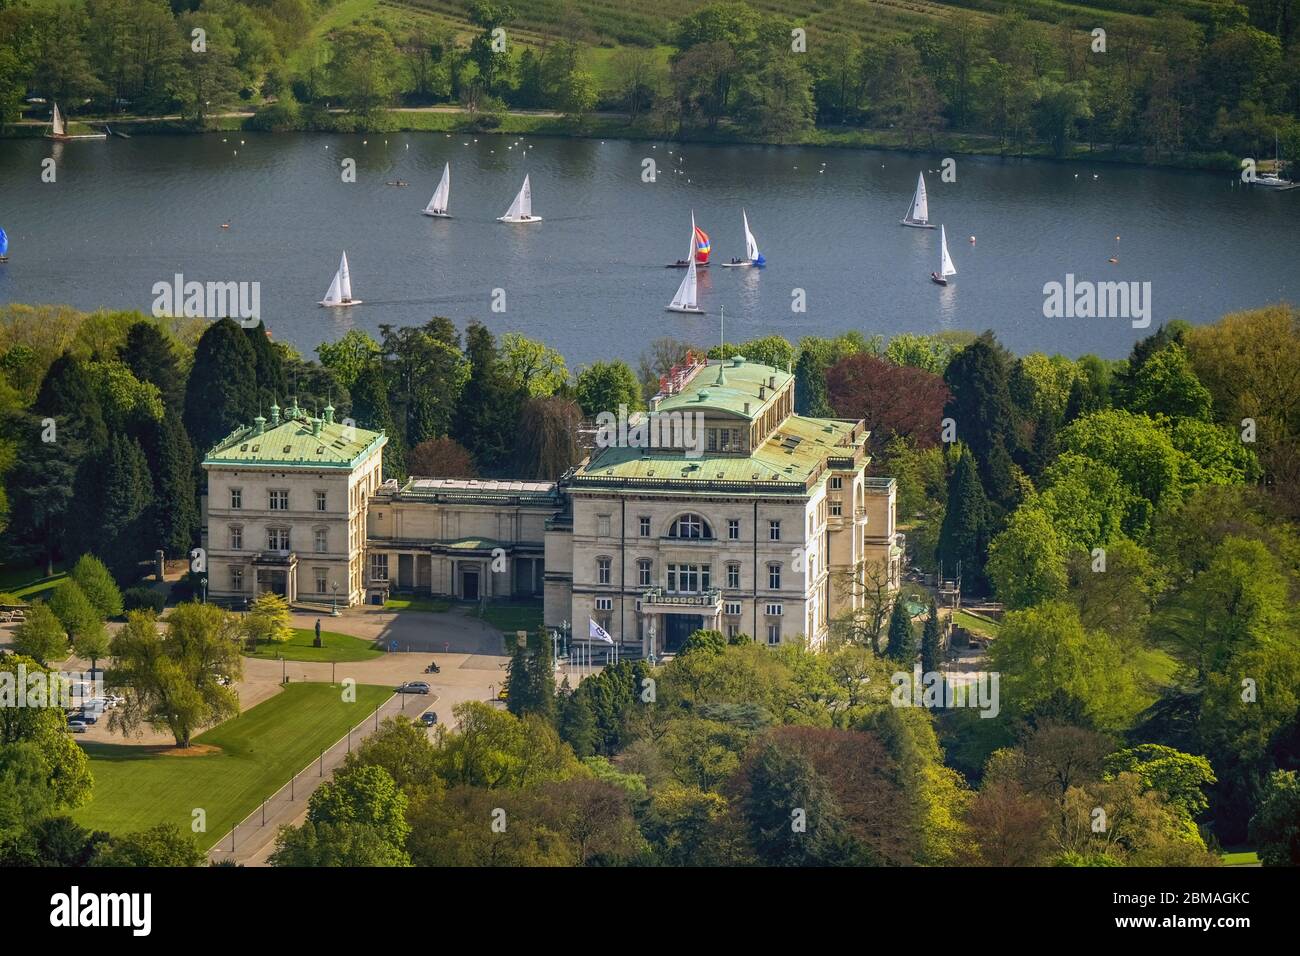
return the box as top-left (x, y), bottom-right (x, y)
top-left (1, 132), bottom-right (1296, 367)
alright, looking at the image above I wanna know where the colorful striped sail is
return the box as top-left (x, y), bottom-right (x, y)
top-left (694, 226), bottom-right (710, 263)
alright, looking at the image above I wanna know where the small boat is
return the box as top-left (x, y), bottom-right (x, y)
top-left (666, 222), bottom-right (711, 267)
top-left (45, 102), bottom-right (106, 141)
top-left (720, 209), bottom-right (765, 267)
top-left (220, 221), bottom-right (231, 230)
top-left (385, 180), bottom-right (409, 187)
top-left (1255, 133), bottom-right (1297, 190)
top-left (901, 171), bottom-right (936, 228)
top-left (1108, 235), bottom-right (1119, 264)
top-left (498, 174), bottom-right (541, 223)
top-left (423, 163), bottom-right (451, 217)
top-left (666, 213), bottom-right (705, 314)
top-left (319, 252), bottom-right (361, 307)
top-left (930, 225), bottom-right (956, 286)
top-left (0, 226), bottom-right (8, 262)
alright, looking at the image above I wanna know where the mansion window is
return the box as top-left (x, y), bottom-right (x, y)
top-left (230, 488), bottom-right (242, 510)
top-left (597, 557), bottom-right (612, 585)
top-left (830, 499), bottom-right (843, 517)
top-left (229, 526), bottom-right (242, 550)
top-left (315, 569), bottom-right (328, 594)
top-left (370, 553), bottom-right (388, 581)
top-left (230, 567), bottom-right (243, 592)
top-left (727, 624), bottom-right (739, 639)
top-left (724, 601), bottom-right (742, 616)
top-left (769, 520), bottom-right (781, 541)
top-left (706, 428), bottom-right (743, 453)
top-left (726, 563), bottom-right (740, 590)
top-left (269, 489), bottom-right (289, 511)
top-left (315, 491), bottom-right (327, 512)
top-left (767, 622), bottom-right (781, 645)
top-left (830, 475), bottom-right (843, 491)
top-left (639, 516), bottom-right (651, 537)
top-left (667, 563), bottom-right (711, 593)
top-left (314, 529), bottom-right (328, 553)
top-left (768, 563), bottom-right (782, 589)
top-left (669, 514), bottom-right (712, 539)
top-left (728, 519), bottom-right (740, 540)
top-left (637, 559), bottom-right (653, 588)
top-left (598, 515), bottom-right (611, 537)
top-left (765, 603), bottom-right (783, 617)
top-left (595, 596), bottom-right (613, 612)
top-left (268, 528), bottom-right (290, 551)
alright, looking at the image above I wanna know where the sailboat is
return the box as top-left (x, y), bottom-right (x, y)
top-left (666, 213), bottom-right (705, 314)
top-left (667, 222), bottom-right (711, 268)
top-left (498, 174), bottom-right (541, 222)
top-left (46, 102), bottom-right (105, 141)
top-left (423, 163), bottom-right (451, 217)
top-left (900, 171), bottom-right (935, 228)
top-left (319, 252), bottom-right (361, 307)
top-left (720, 210), bottom-right (766, 267)
top-left (1255, 133), bottom-right (1297, 190)
top-left (0, 226), bottom-right (8, 262)
top-left (930, 226), bottom-right (956, 286)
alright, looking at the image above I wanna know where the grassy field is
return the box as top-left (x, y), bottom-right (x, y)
top-left (244, 627), bottom-right (383, 662)
top-left (73, 682), bottom-right (391, 841)
top-left (1220, 849), bottom-right (1260, 866)
top-left (477, 599), bottom-right (545, 636)
top-left (953, 609), bottom-right (1000, 637)
top-left (384, 595), bottom-right (452, 612)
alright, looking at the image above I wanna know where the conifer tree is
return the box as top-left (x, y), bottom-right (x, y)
top-left (183, 319), bottom-right (258, 460)
top-left (244, 320), bottom-right (288, 414)
top-left (451, 322), bottom-right (521, 474)
top-left (942, 333), bottom-right (1021, 511)
top-left (145, 410), bottom-right (198, 557)
top-left (936, 447), bottom-right (992, 594)
top-left (120, 322), bottom-right (185, 411)
top-left (794, 350), bottom-right (833, 417)
top-left (885, 597), bottom-right (917, 663)
top-left (921, 599), bottom-right (942, 674)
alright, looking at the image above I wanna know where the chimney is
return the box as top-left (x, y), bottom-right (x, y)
top-left (253, 414), bottom-right (266, 436)
top-left (311, 417), bottom-right (322, 436)
top-left (759, 385), bottom-right (767, 400)
top-left (743, 402), bottom-right (751, 415)
top-left (768, 375), bottom-right (776, 388)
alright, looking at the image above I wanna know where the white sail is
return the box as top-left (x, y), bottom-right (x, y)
top-left (743, 209), bottom-right (760, 262)
top-left (501, 175), bottom-right (533, 220)
top-left (940, 225), bottom-right (956, 277)
top-left (52, 103), bottom-right (65, 137)
top-left (424, 163), bottom-right (450, 215)
top-left (905, 172), bottom-right (929, 225)
top-left (321, 271), bottom-right (343, 306)
top-left (338, 252), bottom-right (353, 301)
top-left (668, 214), bottom-right (701, 311)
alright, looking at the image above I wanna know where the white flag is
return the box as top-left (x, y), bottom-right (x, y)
top-left (589, 618), bottom-right (614, 644)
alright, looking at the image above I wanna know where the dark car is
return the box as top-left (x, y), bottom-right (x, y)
top-left (420, 711), bottom-right (438, 726)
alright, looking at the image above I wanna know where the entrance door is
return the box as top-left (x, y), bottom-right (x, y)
top-left (257, 570), bottom-right (287, 597)
top-left (665, 614), bottom-right (703, 652)
top-left (462, 567), bottom-right (480, 601)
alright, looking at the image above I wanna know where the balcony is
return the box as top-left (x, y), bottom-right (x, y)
top-left (641, 587), bottom-right (723, 611)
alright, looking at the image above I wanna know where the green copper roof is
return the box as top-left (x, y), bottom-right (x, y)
top-left (204, 414), bottom-right (386, 469)
top-left (655, 357), bottom-right (792, 421)
top-left (574, 414), bottom-right (865, 491)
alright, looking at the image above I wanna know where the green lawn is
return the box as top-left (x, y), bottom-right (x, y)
top-left (0, 563), bottom-right (68, 603)
top-left (953, 609), bottom-right (1001, 637)
top-left (244, 627), bottom-right (383, 662)
top-left (73, 682), bottom-right (391, 842)
top-left (1221, 849), bottom-right (1260, 866)
top-left (384, 595), bottom-right (451, 613)
top-left (477, 599), bottom-right (544, 636)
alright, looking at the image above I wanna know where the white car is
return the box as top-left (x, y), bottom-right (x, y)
top-left (66, 719), bottom-right (89, 734)
top-left (398, 681), bottom-right (431, 695)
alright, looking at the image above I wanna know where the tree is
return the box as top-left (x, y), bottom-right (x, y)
top-left (1249, 770), bottom-right (1300, 866)
top-left (991, 602), bottom-right (1142, 730)
top-left (826, 353), bottom-right (951, 456)
top-left (451, 321), bottom-right (521, 474)
top-left (145, 410), bottom-right (198, 557)
top-left (316, 329), bottom-right (381, 391)
top-left (243, 321), bottom-right (287, 416)
top-left (942, 334), bottom-right (1022, 511)
top-left (326, 26), bottom-right (401, 118)
top-left (499, 333), bottom-right (568, 397)
top-left (936, 448), bottom-right (992, 594)
top-left (270, 820), bottom-right (411, 867)
top-left (793, 349), bottom-right (832, 417)
top-left (1031, 77), bottom-right (1092, 157)
top-left (70, 554), bottom-right (122, 619)
top-left (513, 397), bottom-right (583, 480)
top-left (986, 504), bottom-right (1068, 609)
top-left (308, 763), bottom-right (409, 851)
top-left (183, 319), bottom-right (258, 460)
top-left (47, 579), bottom-right (100, 644)
top-left (109, 605), bottom-right (242, 748)
top-left (1124, 343), bottom-right (1213, 421)
top-left (74, 623), bottom-right (111, 678)
top-left (11, 603), bottom-right (67, 666)
top-left (1104, 744), bottom-right (1216, 827)
top-left (92, 824), bottom-right (205, 867)
top-left (920, 600), bottom-right (942, 674)
top-left (378, 319), bottom-right (469, 449)
top-left (504, 629), bottom-right (555, 722)
top-left (119, 321), bottom-right (184, 410)
top-left (407, 436), bottom-right (477, 478)
top-left (87, 433), bottom-right (154, 579)
top-left (575, 361), bottom-right (642, 416)
top-left (243, 592), bottom-right (292, 646)
top-left (343, 716), bottom-right (442, 794)
top-left (0, 655), bottom-right (93, 811)
top-left (884, 598), bottom-right (917, 663)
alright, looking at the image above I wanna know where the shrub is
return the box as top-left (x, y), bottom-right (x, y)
top-left (123, 587), bottom-right (166, 613)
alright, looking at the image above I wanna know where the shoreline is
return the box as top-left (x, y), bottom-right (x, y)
top-left (3, 108), bottom-right (1246, 174)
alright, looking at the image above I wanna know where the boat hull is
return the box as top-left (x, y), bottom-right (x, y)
top-left (498, 216), bottom-right (542, 223)
top-left (901, 219), bottom-right (936, 229)
top-left (319, 299), bottom-right (362, 308)
top-left (422, 211), bottom-right (451, 218)
top-left (665, 306), bottom-right (705, 314)
top-left (930, 276), bottom-right (948, 286)
top-left (666, 262), bottom-right (709, 268)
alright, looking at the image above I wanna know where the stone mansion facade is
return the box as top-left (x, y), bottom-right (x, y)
top-left (203, 356), bottom-right (901, 656)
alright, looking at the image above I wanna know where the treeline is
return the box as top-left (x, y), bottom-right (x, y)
top-left (4, 0), bottom-right (1300, 162)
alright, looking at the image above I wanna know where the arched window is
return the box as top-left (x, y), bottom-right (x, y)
top-left (668, 513), bottom-right (712, 539)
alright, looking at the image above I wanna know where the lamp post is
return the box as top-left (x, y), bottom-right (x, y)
top-left (331, 581), bottom-right (340, 617)
top-left (199, 575), bottom-right (208, 605)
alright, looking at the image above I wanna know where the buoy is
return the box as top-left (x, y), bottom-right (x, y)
top-left (969, 236), bottom-right (975, 244)
top-left (221, 222), bottom-right (230, 229)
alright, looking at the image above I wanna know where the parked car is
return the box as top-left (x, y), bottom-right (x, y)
top-left (398, 681), bottom-right (431, 695)
top-left (66, 719), bottom-right (89, 734)
top-left (75, 709), bottom-right (100, 725)
top-left (105, 694), bottom-right (126, 707)
top-left (420, 711), bottom-right (438, 726)
top-left (497, 686), bottom-right (509, 701)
